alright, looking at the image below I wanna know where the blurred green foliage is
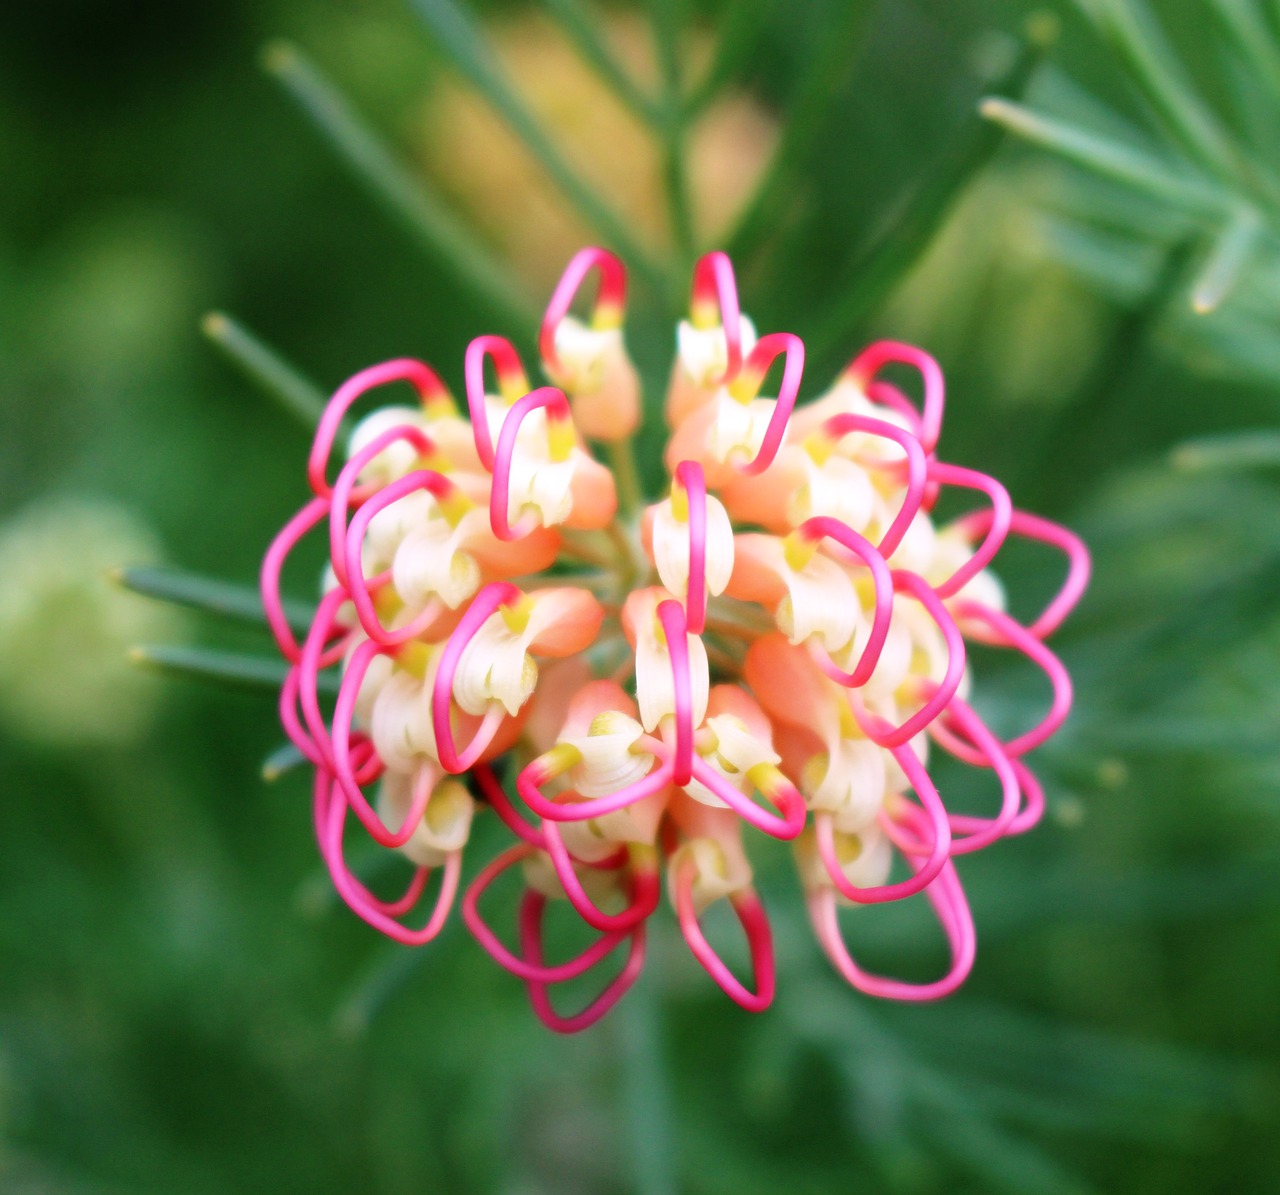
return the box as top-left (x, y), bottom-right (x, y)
top-left (1, 1), bottom-right (1278, 1192)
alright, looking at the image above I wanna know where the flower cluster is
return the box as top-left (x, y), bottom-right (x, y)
top-left (263, 248), bottom-right (1089, 1032)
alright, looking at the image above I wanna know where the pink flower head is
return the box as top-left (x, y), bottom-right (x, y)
top-left (263, 249), bottom-right (1089, 1032)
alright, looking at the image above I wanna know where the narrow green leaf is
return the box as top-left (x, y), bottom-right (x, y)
top-left (542, 0), bottom-right (659, 124)
top-left (979, 97), bottom-right (1222, 212)
top-left (650, 0), bottom-right (696, 265)
top-left (725, 0), bottom-right (878, 260)
top-left (130, 644), bottom-right (335, 694)
top-left (682, 0), bottom-right (768, 119)
top-left (262, 741), bottom-right (309, 782)
top-left (333, 946), bottom-right (433, 1038)
top-left (1190, 207), bottom-right (1261, 313)
top-left (261, 40), bottom-right (537, 332)
top-left (1171, 429), bottom-right (1280, 473)
top-left (1207, 0), bottom-right (1280, 104)
top-left (810, 17), bottom-right (1056, 356)
top-left (202, 312), bottom-right (328, 429)
top-left (113, 564), bottom-right (315, 635)
top-left (405, 0), bottom-right (671, 300)
top-left (1074, 0), bottom-right (1239, 182)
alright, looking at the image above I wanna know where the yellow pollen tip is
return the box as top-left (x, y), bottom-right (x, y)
top-left (690, 299), bottom-right (719, 331)
top-left (499, 370), bottom-right (531, 406)
top-left (669, 480), bottom-right (689, 523)
top-left (728, 371), bottom-right (758, 405)
top-left (397, 641), bottom-right (433, 680)
top-left (783, 531), bottom-right (819, 573)
top-left (746, 762), bottom-right (783, 795)
top-left (546, 412), bottom-right (575, 462)
top-left (437, 485), bottom-right (473, 529)
top-left (592, 301), bottom-right (623, 332)
top-left (424, 395), bottom-right (457, 420)
top-left (544, 741), bottom-right (584, 777)
top-left (804, 430), bottom-right (836, 466)
top-left (499, 594), bottom-right (536, 635)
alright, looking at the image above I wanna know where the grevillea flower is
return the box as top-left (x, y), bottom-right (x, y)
top-left (263, 248), bottom-right (1090, 1032)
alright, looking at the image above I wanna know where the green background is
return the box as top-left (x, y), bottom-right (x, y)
top-left (1, 1), bottom-right (1277, 1191)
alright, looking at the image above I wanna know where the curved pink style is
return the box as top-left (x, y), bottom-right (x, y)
top-left (848, 570), bottom-right (967, 749)
top-left (927, 462), bottom-right (1012, 598)
top-left (328, 423), bottom-right (435, 589)
top-left (489, 386), bottom-right (574, 540)
top-left (955, 509), bottom-right (1091, 639)
top-left (431, 581), bottom-right (520, 774)
top-left (520, 892), bottom-right (647, 1033)
top-left (674, 460), bottom-right (709, 634)
top-left (674, 861), bottom-right (775, 1012)
top-left (472, 762), bottom-right (545, 848)
top-left (539, 246), bottom-right (628, 373)
top-left (733, 332), bottom-right (805, 476)
top-left (846, 341), bottom-right (945, 455)
top-left (464, 335), bottom-right (529, 471)
top-left (463, 844), bottom-right (631, 982)
top-left (541, 822), bottom-right (660, 931)
top-left (820, 412), bottom-right (928, 558)
top-left (517, 751), bottom-right (672, 823)
top-left (343, 470), bottom-right (453, 646)
top-left (799, 515), bottom-right (893, 688)
top-left (308, 359), bottom-right (451, 499)
top-left (687, 756), bottom-right (806, 841)
top-left (690, 250), bottom-right (743, 385)
top-left (657, 599), bottom-right (696, 786)
top-left (947, 601), bottom-right (1073, 758)
top-left (815, 737), bottom-right (952, 903)
top-left (261, 496), bottom-right (330, 663)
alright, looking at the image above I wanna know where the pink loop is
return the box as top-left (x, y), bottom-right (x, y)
top-left (928, 462), bottom-right (1011, 599)
top-left (848, 570), bottom-right (967, 748)
top-left (261, 497), bottom-right (330, 663)
top-left (541, 826), bottom-right (659, 932)
top-left (809, 853), bottom-right (974, 1002)
top-left (799, 515), bottom-right (893, 688)
top-left (462, 845), bottom-right (631, 982)
top-left (949, 601), bottom-right (1073, 757)
top-left (925, 694), bottom-right (1022, 854)
top-left (464, 336), bottom-right (529, 471)
top-left (308, 359), bottom-right (451, 499)
top-left (490, 386), bottom-right (574, 541)
top-left (320, 784), bottom-right (461, 945)
top-left (656, 600), bottom-right (696, 786)
top-left (517, 751), bottom-right (672, 823)
top-left (328, 423), bottom-right (435, 589)
top-left (674, 862), bottom-right (774, 1012)
top-left (733, 332), bottom-right (805, 476)
top-left (539, 247), bottom-right (628, 374)
top-left (687, 756), bottom-right (806, 841)
top-left (815, 740), bottom-right (951, 902)
top-left (819, 413), bottom-right (928, 558)
top-left (342, 470), bottom-right (453, 646)
top-left (690, 251), bottom-right (743, 385)
top-left (520, 891), bottom-right (647, 1033)
top-left (845, 341), bottom-right (945, 455)
top-left (296, 587), bottom-right (359, 772)
top-left (432, 582), bottom-right (521, 774)
top-left (674, 460), bottom-right (708, 633)
top-left (955, 510), bottom-right (1090, 640)
top-left (472, 762), bottom-right (545, 847)
top-left (863, 379), bottom-right (924, 440)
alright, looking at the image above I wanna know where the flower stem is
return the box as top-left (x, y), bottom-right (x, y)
top-left (607, 437), bottom-right (645, 517)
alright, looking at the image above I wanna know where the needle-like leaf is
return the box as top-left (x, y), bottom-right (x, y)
top-left (113, 564), bottom-right (315, 635)
top-left (542, 0), bottom-right (659, 124)
top-left (130, 644), bottom-right (335, 694)
top-left (202, 312), bottom-right (329, 430)
top-left (262, 40), bottom-right (537, 332)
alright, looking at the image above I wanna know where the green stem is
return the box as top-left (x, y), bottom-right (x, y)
top-left (618, 972), bottom-right (678, 1195)
top-left (544, 0), bottom-right (660, 124)
top-left (606, 437), bottom-right (645, 517)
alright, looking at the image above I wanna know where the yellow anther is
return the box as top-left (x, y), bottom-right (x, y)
top-left (498, 371), bottom-right (531, 406)
top-left (669, 478), bottom-right (689, 523)
top-left (414, 449), bottom-right (454, 476)
top-left (397, 641), bottom-right (433, 680)
top-left (543, 741), bottom-right (585, 777)
top-left (499, 594), bottom-right (536, 635)
top-left (546, 411), bottom-right (576, 463)
top-left (690, 299), bottom-right (719, 331)
top-left (727, 372), bottom-right (758, 405)
top-left (437, 486), bottom-right (474, 530)
top-left (803, 430), bottom-right (836, 466)
top-left (375, 587), bottom-right (403, 619)
top-left (588, 710), bottom-right (636, 737)
top-left (592, 300), bottom-right (624, 332)
top-left (783, 530), bottom-right (819, 573)
top-left (746, 761), bottom-right (784, 795)
top-left (423, 394), bottom-right (458, 420)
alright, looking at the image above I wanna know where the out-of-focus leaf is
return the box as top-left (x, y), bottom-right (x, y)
top-left (543, 0), bottom-right (658, 124)
top-left (262, 40), bottom-right (536, 333)
top-left (406, 0), bottom-right (669, 299)
top-left (202, 311), bottom-right (329, 430)
top-left (129, 644), bottom-right (328, 694)
top-left (261, 741), bottom-right (309, 782)
top-left (1191, 208), bottom-right (1262, 313)
top-left (113, 564), bottom-right (314, 635)
top-left (1172, 429), bottom-right (1280, 472)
